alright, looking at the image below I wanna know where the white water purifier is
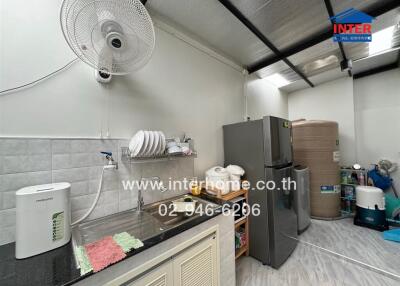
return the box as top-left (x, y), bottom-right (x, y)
top-left (15, 183), bottom-right (71, 259)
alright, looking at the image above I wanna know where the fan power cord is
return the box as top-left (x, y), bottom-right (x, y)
top-left (0, 58), bottom-right (79, 94)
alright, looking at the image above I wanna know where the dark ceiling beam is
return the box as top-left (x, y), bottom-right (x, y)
top-left (217, 0), bottom-right (314, 87)
top-left (323, 0), bottom-right (352, 77)
top-left (353, 62), bottom-right (398, 79)
top-left (248, 0), bottom-right (400, 74)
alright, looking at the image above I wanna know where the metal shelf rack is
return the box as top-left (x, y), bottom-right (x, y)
top-left (121, 147), bottom-right (197, 163)
top-left (340, 167), bottom-right (368, 216)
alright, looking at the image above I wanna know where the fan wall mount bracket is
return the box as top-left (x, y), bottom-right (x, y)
top-left (95, 68), bottom-right (112, 83)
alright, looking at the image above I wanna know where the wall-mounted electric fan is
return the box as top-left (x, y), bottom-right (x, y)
top-left (60, 0), bottom-right (155, 81)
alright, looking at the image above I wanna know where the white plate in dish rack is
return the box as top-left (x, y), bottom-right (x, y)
top-left (158, 131), bottom-right (166, 155)
top-left (129, 130), bottom-right (145, 157)
top-left (128, 131), bottom-right (138, 155)
top-left (128, 137), bottom-right (136, 153)
top-left (147, 131), bottom-right (155, 156)
top-left (144, 131), bottom-right (154, 157)
top-left (138, 131), bottom-right (150, 157)
top-left (155, 131), bottom-right (162, 155)
top-left (148, 131), bottom-right (160, 156)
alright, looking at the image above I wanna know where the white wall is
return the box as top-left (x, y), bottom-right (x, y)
top-left (246, 74), bottom-right (289, 120)
top-left (0, 0), bottom-right (245, 176)
top-left (288, 77), bottom-right (356, 166)
top-left (354, 68), bottom-right (400, 191)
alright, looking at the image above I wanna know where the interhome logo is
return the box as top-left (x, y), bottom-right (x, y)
top-left (331, 8), bottom-right (375, 42)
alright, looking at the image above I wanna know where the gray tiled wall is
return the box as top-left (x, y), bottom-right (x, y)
top-left (0, 138), bottom-right (194, 245)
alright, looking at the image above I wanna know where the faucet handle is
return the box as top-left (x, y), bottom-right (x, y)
top-left (101, 151), bottom-right (118, 169)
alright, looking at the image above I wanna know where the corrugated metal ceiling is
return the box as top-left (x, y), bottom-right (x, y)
top-left (230, 0), bottom-right (331, 51)
top-left (352, 49), bottom-right (399, 74)
top-left (343, 8), bottom-right (400, 61)
top-left (331, 0), bottom-right (388, 14)
top-left (147, 0), bottom-right (273, 66)
top-left (255, 60), bottom-right (302, 82)
top-left (147, 0), bottom-right (400, 87)
top-left (256, 39), bottom-right (342, 79)
top-left (288, 39), bottom-right (341, 77)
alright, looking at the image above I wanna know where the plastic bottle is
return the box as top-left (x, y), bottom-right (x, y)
top-left (359, 172), bottom-right (365, 186)
top-left (348, 173), bottom-right (352, 184)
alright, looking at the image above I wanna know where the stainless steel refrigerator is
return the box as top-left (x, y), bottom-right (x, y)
top-left (223, 116), bottom-right (298, 268)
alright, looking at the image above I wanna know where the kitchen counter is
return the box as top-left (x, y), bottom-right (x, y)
top-left (0, 194), bottom-right (230, 286)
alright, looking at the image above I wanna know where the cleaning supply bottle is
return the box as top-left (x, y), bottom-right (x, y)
top-left (359, 172), bottom-right (365, 186)
top-left (347, 173), bottom-right (352, 184)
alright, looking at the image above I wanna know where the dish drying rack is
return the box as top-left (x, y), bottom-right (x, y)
top-left (121, 147), bottom-right (197, 163)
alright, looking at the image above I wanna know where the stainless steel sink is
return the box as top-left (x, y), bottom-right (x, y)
top-left (72, 210), bottom-right (165, 248)
top-left (71, 194), bottom-right (220, 268)
top-left (143, 195), bottom-right (220, 227)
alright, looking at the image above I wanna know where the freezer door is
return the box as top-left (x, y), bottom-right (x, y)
top-left (266, 165), bottom-right (298, 268)
top-left (263, 116), bottom-right (293, 167)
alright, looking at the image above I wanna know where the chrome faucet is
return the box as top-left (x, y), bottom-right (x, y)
top-left (137, 176), bottom-right (167, 212)
top-left (101, 151), bottom-right (118, 170)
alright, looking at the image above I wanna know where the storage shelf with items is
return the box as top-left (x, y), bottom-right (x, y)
top-left (340, 167), bottom-right (368, 216)
top-left (235, 229), bottom-right (247, 259)
top-left (235, 218), bottom-right (247, 229)
top-left (201, 188), bottom-right (250, 260)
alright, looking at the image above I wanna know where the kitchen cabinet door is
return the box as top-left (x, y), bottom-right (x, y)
top-left (127, 260), bottom-right (173, 286)
top-left (173, 235), bottom-right (218, 286)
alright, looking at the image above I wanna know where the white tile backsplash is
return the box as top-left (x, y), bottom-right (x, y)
top-left (0, 138), bottom-right (194, 245)
top-left (51, 153), bottom-right (72, 170)
top-left (1, 171), bottom-right (52, 193)
top-left (0, 156), bottom-right (3, 175)
top-left (52, 167), bottom-right (91, 183)
top-left (99, 190), bottom-right (119, 206)
top-left (118, 189), bottom-right (138, 212)
top-left (2, 154), bottom-right (51, 174)
top-left (51, 140), bottom-right (71, 154)
top-left (95, 139), bottom-right (120, 154)
top-left (28, 139), bottom-right (51, 155)
top-left (2, 191), bottom-right (16, 209)
top-left (71, 202), bottom-right (119, 222)
top-left (0, 208), bottom-right (16, 227)
top-left (69, 181), bottom-right (90, 197)
top-left (70, 140), bottom-right (92, 153)
top-left (58, 153), bottom-right (92, 169)
top-left (0, 226), bottom-right (15, 245)
top-left (0, 139), bottom-right (28, 155)
top-left (71, 194), bottom-right (97, 211)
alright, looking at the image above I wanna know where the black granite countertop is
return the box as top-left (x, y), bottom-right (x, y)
top-left (0, 194), bottom-right (230, 286)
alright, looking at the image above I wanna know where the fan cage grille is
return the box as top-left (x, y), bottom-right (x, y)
top-left (60, 0), bottom-right (155, 75)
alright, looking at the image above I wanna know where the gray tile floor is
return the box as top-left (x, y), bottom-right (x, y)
top-left (300, 218), bottom-right (400, 276)
top-left (236, 219), bottom-right (400, 286)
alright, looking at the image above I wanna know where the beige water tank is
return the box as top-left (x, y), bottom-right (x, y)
top-left (292, 120), bottom-right (341, 218)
